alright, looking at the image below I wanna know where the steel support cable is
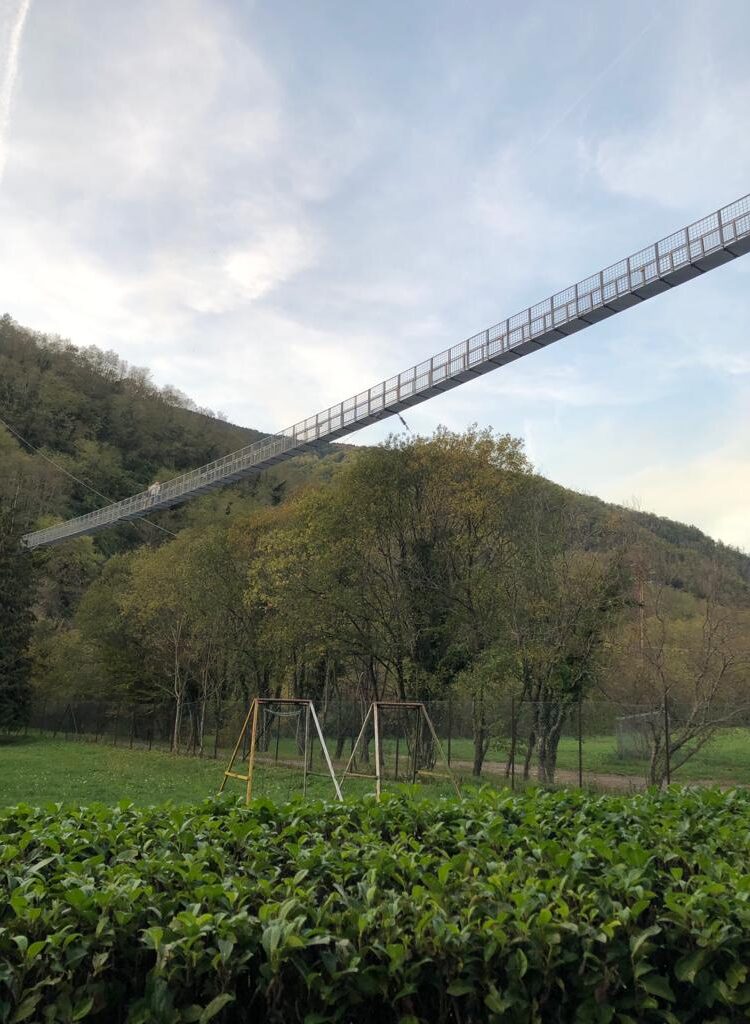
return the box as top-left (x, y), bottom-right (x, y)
top-left (0, 413), bottom-right (177, 540)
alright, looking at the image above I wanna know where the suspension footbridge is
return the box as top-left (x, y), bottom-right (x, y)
top-left (22, 194), bottom-right (750, 550)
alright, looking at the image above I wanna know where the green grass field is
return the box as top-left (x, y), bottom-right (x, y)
top-left (349, 729), bottom-right (750, 786)
top-left (554, 730), bottom-right (750, 783)
top-left (2, 727), bottom-right (750, 809)
top-left (0, 736), bottom-right (455, 807)
top-left (0, 736), bottom-right (227, 806)
top-left (460, 730), bottom-right (750, 784)
top-left (0, 735), bottom-right (361, 807)
top-left (255, 726), bottom-right (750, 787)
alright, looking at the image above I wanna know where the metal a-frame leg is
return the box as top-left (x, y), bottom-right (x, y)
top-left (218, 700), bottom-right (255, 799)
top-left (309, 703), bottom-right (343, 801)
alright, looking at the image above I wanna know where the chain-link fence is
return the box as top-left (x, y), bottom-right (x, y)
top-left (16, 695), bottom-right (750, 793)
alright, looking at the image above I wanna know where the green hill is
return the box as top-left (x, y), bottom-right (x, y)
top-left (0, 314), bottom-right (348, 547)
top-left (2, 313), bottom-right (748, 596)
top-left (1, 315), bottom-right (748, 722)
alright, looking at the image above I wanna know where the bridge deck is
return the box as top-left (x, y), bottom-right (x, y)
top-left (22, 194), bottom-right (750, 549)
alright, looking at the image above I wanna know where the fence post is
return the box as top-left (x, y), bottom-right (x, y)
top-left (129, 710), bottom-right (135, 749)
top-left (577, 699), bottom-right (583, 789)
top-left (664, 695), bottom-right (671, 786)
top-left (447, 698), bottom-right (452, 766)
top-left (302, 704), bottom-right (311, 797)
top-left (114, 708), bottom-right (119, 747)
top-left (510, 695), bottom-right (516, 792)
top-left (411, 709), bottom-right (420, 784)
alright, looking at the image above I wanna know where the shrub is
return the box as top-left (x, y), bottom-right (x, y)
top-left (2, 788), bottom-right (750, 1022)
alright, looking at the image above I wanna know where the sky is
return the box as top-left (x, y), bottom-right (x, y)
top-left (0, 0), bottom-right (748, 549)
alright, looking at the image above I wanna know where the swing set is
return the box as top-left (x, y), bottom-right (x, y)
top-left (220, 698), bottom-right (460, 804)
top-left (339, 701), bottom-right (460, 799)
top-left (219, 698), bottom-right (343, 803)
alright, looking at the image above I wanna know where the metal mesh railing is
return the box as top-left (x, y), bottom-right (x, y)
top-left (23, 193), bottom-right (750, 549)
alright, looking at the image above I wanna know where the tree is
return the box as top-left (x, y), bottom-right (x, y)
top-left (178, 524), bottom-right (267, 752)
top-left (119, 540), bottom-right (195, 750)
top-left (455, 646), bottom-right (516, 776)
top-left (0, 428), bottom-right (68, 529)
top-left (0, 511), bottom-right (35, 728)
top-left (619, 570), bottom-right (749, 786)
top-left (246, 427), bottom-right (532, 768)
top-left (501, 481), bottom-right (630, 783)
top-left (64, 554), bottom-right (149, 701)
top-left (116, 525), bottom-right (266, 752)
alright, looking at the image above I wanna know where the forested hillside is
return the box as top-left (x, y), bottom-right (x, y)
top-left (1, 316), bottom-right (749, 783)
top-left (0, 314), bottom-right (349, 539)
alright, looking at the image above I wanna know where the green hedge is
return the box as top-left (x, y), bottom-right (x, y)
top-left (2, 789), bottom-right (750, 1022)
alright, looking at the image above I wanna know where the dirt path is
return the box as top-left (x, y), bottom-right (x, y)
top-left (448, 758), bottom-right (749, 793)
top-left (448, 758), bottom-right (644, 792)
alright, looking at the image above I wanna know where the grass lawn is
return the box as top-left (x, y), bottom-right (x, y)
top-left (463, 729), bottom-right (750, 784)
top-left (0, 736), bottom-right (461, 808)
top-left (369, 729), bottom-right (750, 786)
top-left (3, 727), bottom-right (749, 809)
top-left (555, 731), bottom-right (750, 783)
top-left (0, 736), bottom-right (225, 807)
top-left (0, 735), bottom-right (358, 807)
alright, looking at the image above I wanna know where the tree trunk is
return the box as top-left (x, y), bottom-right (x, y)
top-left (172, 691), bottom-right (183, 753)
top-left (472, 697), bottom-right (486, 777)
top-left (535, 702), bottom-right (566, 784)
top-left (648, 734), bottom-right (667, 788)
top-left (198, 692), bottom-right (206, 757)
top-left (523, 727), bottom-right (537, 780)
top-left (537, 722), bottom-right (563, 783)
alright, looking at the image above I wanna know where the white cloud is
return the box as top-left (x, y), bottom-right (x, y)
top-left (143, 224), bottom-right (319, 317)
top-left (477, 361), bottom-right (599, 409)
top-left (146, 306), bottom-right (390, 431)
top-left (470, 145), bottom-right (594, 286)
top-left (593, 82), bottom-right (750, 210)
top-left (0, 0), bottom-right (32, 183)
top-left (224, 227), bottom-right (317, 304)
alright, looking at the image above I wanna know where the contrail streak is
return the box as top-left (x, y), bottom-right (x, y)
top-left (0, 0), bottom-right (32, 185)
